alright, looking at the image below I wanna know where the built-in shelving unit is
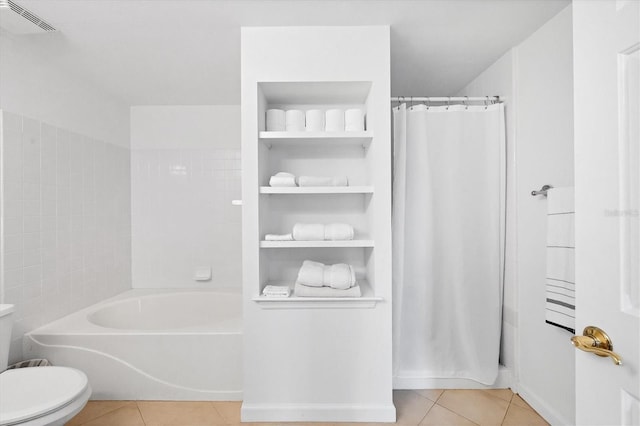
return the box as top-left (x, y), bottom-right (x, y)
top-left (241, 26), bottom-right (394, 422)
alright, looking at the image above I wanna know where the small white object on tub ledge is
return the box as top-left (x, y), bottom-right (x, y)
top-left (231, 200), bottom-right (243, 206)
top-left (194, 266), bottom-right (212, 281)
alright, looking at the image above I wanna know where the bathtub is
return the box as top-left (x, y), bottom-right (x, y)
top-left (23, 289), bottom-right (242, 400)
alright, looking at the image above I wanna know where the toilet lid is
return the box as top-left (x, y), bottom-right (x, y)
top-left (0, 366), bottom-right (89, 425)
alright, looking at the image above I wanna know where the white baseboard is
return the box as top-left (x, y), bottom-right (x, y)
top-left (241, 402), bottom-right (396, 422)
top-left (516, 383), bottom-right (573, 426)
top-left (393, 366), bottom-right (514, 389)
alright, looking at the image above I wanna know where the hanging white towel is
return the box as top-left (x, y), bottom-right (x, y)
top-left (546, 187), bottom-right (575, 333)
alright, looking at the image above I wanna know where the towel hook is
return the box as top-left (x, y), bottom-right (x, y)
top-left (446, 96), bottom-right (451, 110)
top-left (531, 184), bottom-right (553, 197)
top-left (464, 96), bottom-right (469, 110)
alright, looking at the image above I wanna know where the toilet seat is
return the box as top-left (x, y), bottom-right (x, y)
top-left (0, 367), bottom-right (91, 426)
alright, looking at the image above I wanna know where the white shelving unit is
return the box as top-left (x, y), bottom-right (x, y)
top-left (241, 26), bottom-right (394, 423)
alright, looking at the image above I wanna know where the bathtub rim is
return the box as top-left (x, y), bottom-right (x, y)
top-left (26, 288), bottom-right (243, 336)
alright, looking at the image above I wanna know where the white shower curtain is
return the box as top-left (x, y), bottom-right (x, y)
top-left (392, 103), bottom-right (505, 385)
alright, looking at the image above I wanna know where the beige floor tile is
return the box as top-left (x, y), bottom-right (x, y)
top-left (419, 404), bottom-right (478, 426)
top-left (393, 390), bottom-right (435, 424)
top-left (481, 389), bottom-right (514, 402)
top-left (437, 390), bottom-right (509, 426)
top-left (511, 394), bottom-right (532, 409)
top-left (211, 401), bottom-right (242, 424)
top-left (80, 404), bottom-right (145, 426)
top-left (413, 389), bottom-right (444, 402)
top-left (137, 401), bottom-right (226, 425)
top-left (66, 401), bottom-right (134, 426)
top-left (502, 404), bottom-right (549, 425)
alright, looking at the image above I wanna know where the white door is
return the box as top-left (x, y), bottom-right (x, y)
top-left (573, 1), bottom-right (640, 425)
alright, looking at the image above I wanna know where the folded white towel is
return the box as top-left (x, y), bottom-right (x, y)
top-left (292, 223), bottom-right (325, 241)
top-left (325, 108), bottom-right (345, 132)
top-left (265, 233), bottom-right (294, 241)
top-left (324, 223), bottom-right (354, 241)
top-left (292, 223), bottom-right (354, 241)
top-left (286, 109), bottom-right (305, 132)
top-left (266, 109), bottom-right (286, 131)
top-left (296, 260), bottom-right (356, 289)
top-left (294, 281), bottom-right (361, 298)
top-left (306, 109), bottom-right (324, 132)
top-left (298, 176), bottom-right (348, 187)
top-left (262, 285), bottom-right (291, 297)
top-left (269, 172), bottom-right (297, 187)
top-left (345, 108), bottom-right (365, 131)
top-left (296, 260), bottom-right (326, 287)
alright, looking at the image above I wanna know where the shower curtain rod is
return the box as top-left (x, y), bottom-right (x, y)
top-left (391, 96), bottom-right (500, 103)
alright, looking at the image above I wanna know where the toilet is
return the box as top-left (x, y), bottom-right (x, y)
top-left (0, 305), bottom-right (91, 426)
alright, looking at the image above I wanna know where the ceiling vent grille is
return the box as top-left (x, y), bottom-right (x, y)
top-left (0, 0), bottom-right (57, 34)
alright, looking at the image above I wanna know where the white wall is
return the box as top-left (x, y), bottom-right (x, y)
top-left (0, 32), bottom-right (130, 148)
top-left (130, 106), bottom-right (241, 289)
top-left (0, 30), bottom-right (131, 362)
top-left (459, 6), bottom-right (575, 425)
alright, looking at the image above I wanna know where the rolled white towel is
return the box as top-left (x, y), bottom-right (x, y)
top-left (264, 233), bottom-right (293, 241)
top-left (345, 108), bottom-right (365, 131)
top-left (296, 260), bottom-right (356, 289)
top-left (296, 260), bottom-right (325, 287)
top-left (325, 108), bottom-right (345, 132)
top-left (266, 109), bottom-right (285, 131)
top-left (294, 281), bottom-right (361, 298)
top-left (292, 223), bottom-right (325, 241)
top-left (323, 263), bottom-right (356, 290)
top-left (285, 109), bottom-right (305, 132)
top-left (324, 223), bottom-right (354, 241)
top-left (305, 109), bottom-right (324, 132)
top-left (262, 285), bottom-right (291, 297)
top-left (298, 176), bottom-right (348, 187)
top-left (269, 172), bottom-right (297, 187)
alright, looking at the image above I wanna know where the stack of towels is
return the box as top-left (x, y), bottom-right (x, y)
top-left (269, 172), bottom-right (349, 187)
top-left (266, 108), bottom-right (365, 132)
top-left (294, 260), bottom-right (361, 297)
top-left (265, 223), bottom-right (354, 242)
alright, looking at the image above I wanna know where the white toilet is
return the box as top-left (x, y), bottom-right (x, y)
top-left (0, 305), bottom-right (91, 426)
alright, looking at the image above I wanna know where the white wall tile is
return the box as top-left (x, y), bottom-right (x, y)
top-left (1, 111), bottom-right (132, 363)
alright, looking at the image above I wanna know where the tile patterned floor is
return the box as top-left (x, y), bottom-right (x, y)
top-left (67, 389), bottom-right (549, 426)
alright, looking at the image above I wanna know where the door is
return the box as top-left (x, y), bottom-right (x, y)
top-left (573, 1), bottom-right (640, 425)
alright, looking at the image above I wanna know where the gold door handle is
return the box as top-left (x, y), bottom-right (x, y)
top-left (571, 326), bottom-right (622, 365)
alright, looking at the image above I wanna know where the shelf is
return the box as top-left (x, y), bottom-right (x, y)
top-left (260, 186), bottom-right (374, 194)
top-left (259, 131), bottom-right (372, 147)
top-left (252, 280), bottom-right (382, 309)
top-left (260, 240), bottom-right (374, 248)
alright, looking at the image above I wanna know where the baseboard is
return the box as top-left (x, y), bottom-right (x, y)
top-left (516, 383), bottom-right (573, 426)
top-left (393, 366), bottom-right (514, 389)
top-left (241, 402), bottom-right (397, 422)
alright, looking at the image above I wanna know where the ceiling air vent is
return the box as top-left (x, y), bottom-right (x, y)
top-left (0, 0), bottom-right (56, 34)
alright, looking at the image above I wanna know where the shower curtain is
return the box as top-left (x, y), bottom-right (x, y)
top-left (392, 103), bottom-right (505, 385)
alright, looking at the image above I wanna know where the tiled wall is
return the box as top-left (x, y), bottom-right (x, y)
top-left (1, 111), bottom-right (131, 362)
top-left (131, 148), bottom-right (241, 288)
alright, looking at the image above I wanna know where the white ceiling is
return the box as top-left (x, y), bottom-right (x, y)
top-left (13, 0), bottom-right (570, 106)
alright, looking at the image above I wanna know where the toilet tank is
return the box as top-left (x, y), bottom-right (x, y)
top-left (0, 304), bottom-right (15, 372)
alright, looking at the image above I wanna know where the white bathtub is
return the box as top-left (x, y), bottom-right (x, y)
top-left (23, 289), bottom-right (242, 401)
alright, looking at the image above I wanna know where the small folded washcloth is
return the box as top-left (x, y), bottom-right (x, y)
top-left (296, 260), bottom-right (356, 290)
top-left (265, 233), bottom-right (294, 241)
top-left (262, 285), bottom-right (291, 297)
top-left (292, 223), bottom-right (354, 241)
top-left (269, 172), bottom-right (297, 187)
top-left (294, 282), bottom-right (361, 298)
top-left (298, 176), bottom-right (348, 187)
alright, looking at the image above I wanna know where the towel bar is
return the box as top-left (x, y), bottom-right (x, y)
top-left (531, 184), bottom-right (553, 197)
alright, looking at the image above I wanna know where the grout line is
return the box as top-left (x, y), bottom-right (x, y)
top-left (134, 401), bottom-right (147, 425)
